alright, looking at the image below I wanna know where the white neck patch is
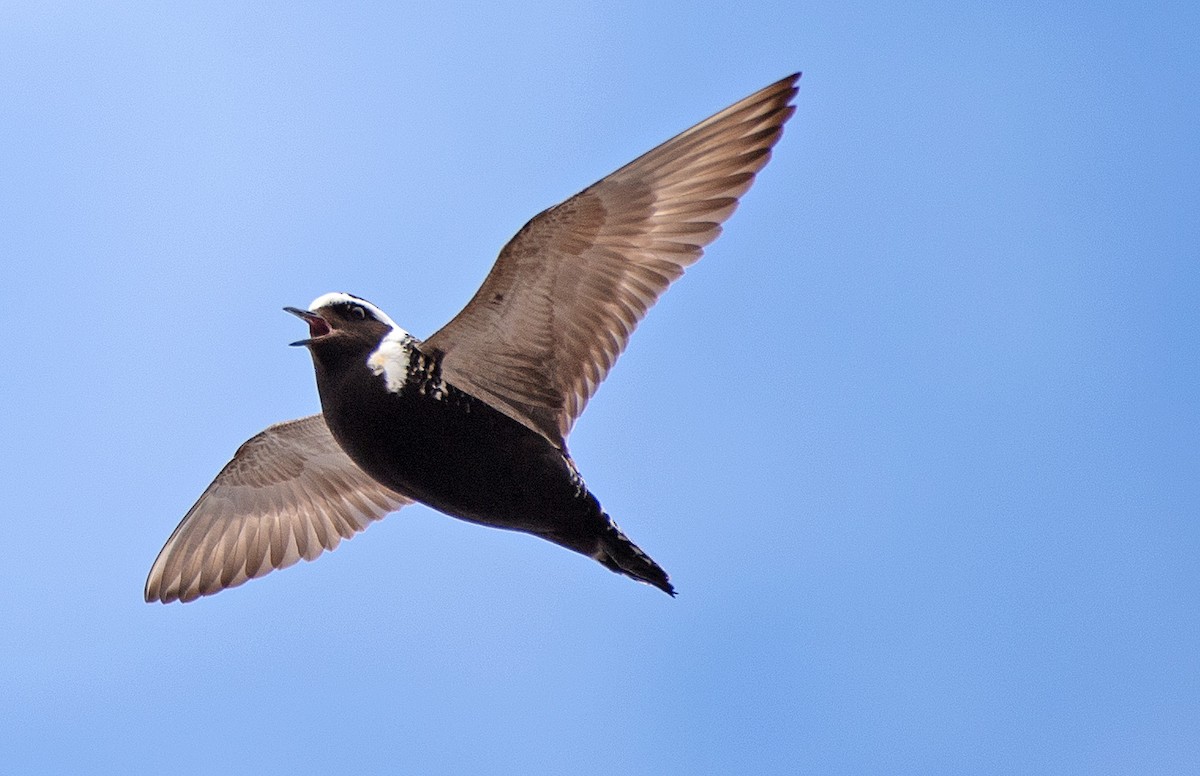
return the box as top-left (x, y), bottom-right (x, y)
top-left (367, 329), bottom-right (415, 394)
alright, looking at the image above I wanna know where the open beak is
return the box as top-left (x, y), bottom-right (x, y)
top-left (284, 306), bottom-right (332, 346)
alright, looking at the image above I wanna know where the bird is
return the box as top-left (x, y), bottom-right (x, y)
top-left (145, 73), bottom-right (800, 604)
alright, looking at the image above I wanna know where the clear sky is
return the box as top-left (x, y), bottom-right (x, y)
top-left (2, 2), bottom-right (1197, 774)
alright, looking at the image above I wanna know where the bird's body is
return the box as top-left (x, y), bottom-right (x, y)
top-left (306, 306), bottom-right (672, 591)
top-left (325, 341), bottom-right (593, 540)
top-left (145, 73), bottom-right (800, 603)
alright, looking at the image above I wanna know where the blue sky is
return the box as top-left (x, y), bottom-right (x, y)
top-left (2, 2), bottom-right (1197, 773)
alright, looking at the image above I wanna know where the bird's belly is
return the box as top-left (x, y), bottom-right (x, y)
top-left (327, 381), bottom-right (591, 533)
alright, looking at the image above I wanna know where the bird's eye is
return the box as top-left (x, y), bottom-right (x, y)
top-left (350, 305), bottom-right (366, 320)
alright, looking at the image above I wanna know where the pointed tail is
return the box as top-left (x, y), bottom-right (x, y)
top-left (591, 520), bottom-right (675, 596)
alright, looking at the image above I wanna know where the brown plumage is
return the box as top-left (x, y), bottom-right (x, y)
top-left (146, 416), bottom-right (410, 603)
top-left (426, 73), bottom-right (799, 446)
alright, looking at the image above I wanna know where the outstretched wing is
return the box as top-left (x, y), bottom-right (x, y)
top-left (145, 414), bottom-right (411, 603)
top-left (423, 73), bottom-right (799, 447)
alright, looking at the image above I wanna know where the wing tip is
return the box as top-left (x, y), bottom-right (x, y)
top-left (753, 72), bottom-right (800, 101)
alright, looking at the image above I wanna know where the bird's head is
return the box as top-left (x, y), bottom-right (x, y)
top-left (285, 292), bottom-right (398, 363)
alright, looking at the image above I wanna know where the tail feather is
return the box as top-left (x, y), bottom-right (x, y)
top-left (591, 521), bottom-right (675, 596)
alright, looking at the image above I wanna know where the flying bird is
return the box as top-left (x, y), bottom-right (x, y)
top-left (145, 73), bottom-right (800, 603)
